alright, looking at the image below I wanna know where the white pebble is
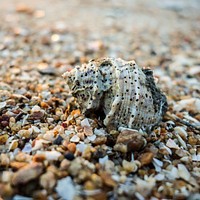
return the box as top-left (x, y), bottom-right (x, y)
top-left (178, 164), bottom-right (191, 182)
top-left (0, 101), bottom-right (6, 109)
top-left (81, 118), bottom-right (90, 127)
top-left (31, 105), bottom-right (41, 112)
top-left (166, 139), bottom-right (179, 149)
top-left (99, 155), bottom-right (108, 165)
top-left (70, 135), bottom-right (80, 143)
top-left (87, 135), bottom-right (96, 142)
top-left (174, 98), bottom-right (200, 112)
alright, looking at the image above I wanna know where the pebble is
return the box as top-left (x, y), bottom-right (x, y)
top-left (70, 135), bottom-right (80, 143)
top-left (18, 129), bottom-right (32, 138)
top-left (84, 126), bottom-right (93, 136)
top-left (11, 162), bottom-right (43, 186)
top-left (138, 152), bottom-right (154, 166)
top-left (53, 135), bottom-right (63, 145)
top-left (64, 152), bottom-right (75, 161)
top-left (87, 134), bottom-right (96, 142)
top-left (0, 134), bottom-right (8, 144)
top-left (166, 138), bottom-right (180, 149)
top-left (40, 171), bottom-right (56, 190)
top-left (10, 161), bottom-right (27, 170)
top-left (122, 160), bottom-right (138, 173)
top-left (99, 171), bottom-right (117, 188)
top-left (91, 174), bottom-right (102, 187)
top-left (67, 143), bottom-right (76, 153)
top-left (114, 130), bottom-right (146, 153)
top-left (177, 164), bottom-right (191, 182)
top-left (1, 171), bottom-right (14, 183)
top-left (41, 150), bottom-right (62, 161)
top-left (0, 153), bottom-right (10, 167)
top-left (174, 98), bottom-right (200, 112)
top-left (9, 140), bottom-right (18, 151)
top-left (174, 126), bottom-right (188, 139)
top-left (68, 159), bottom-right (82, 176)
top-left (0, 101), bottom-right (6, 109)
top-left (84, 180), bottom-right (96, 190)
top-left (81, 118), bottom-right (90, 127)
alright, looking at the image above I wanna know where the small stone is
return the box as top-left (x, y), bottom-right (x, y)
top-left (31, 105), bottom-right (42, 112)
top-left (40, 171), bottom-right (56, 190)
top-left (174, 98), bottom-right (200, 113)
top-left (166, 138), bottom-right (180, 149)
top-left (82, 146), bottom-right (92, 160)
top-left (1, 171), bottom-right (14, 183)
top-left (60, 159), bottom-right (70, 170)
top-left (84, 180), bottom-right (96, 190)
top-left (10, 162), bottom-right (27, 170)
top-left (92, 136), bottom-right (107, 145)
top-left (0, 183), bottom-right (13, 198)
top-left (91, 174), bottom-right (102, 187)
top-left (43, 151), bottom-right (62, 161)
top-left (53, 135), bottom-right (63, 145)
top-left (0, 101), bottom-right (6, 109)
top-left (99, 171), bottom-right (117, 188)
top-left (9, 140), bottom-right (18, 151)
top-left (83, 126), bottom-right (93, 136)
top-left (188, 136), bottom-right (198, 145)
top-left (12, 162), bottom-right (43, 186)
top-left (87, 135), bottom-right (96, 142)
top-left (32, 154), bottom-right (46, 162)
top-left (122, 160), bottom-right (138, 173)
top-left (64, 152), bottom-right (75, 161)
top-left (67, 143), bottom-right (76, 153)
top-left (177, 164), bottom-right (191, 182)
top-left (81, 118), bottom-right (90, 127)
top-left (0, 153), bottom-right (10, 167)
top-left (18, 129), bottom-right (31, 138)
top-left (68, 159), bottom-right (82, 176)
top-left (0, 134), bottom-right (8, 144)
top-left (43, 130), bottom-right (56, 142)
top-left (15, 152), bottom-right (31, 162)
top-left (70, 135), bottom-right (80, 143)
top-left (138, 152), bottom-right (154, 166)
top-left (114, 130), bottom-right (146, 153)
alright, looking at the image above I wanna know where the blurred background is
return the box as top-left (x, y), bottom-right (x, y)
top-left (0, 0), bottom-right (199, 69)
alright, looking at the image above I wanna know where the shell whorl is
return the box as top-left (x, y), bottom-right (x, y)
top-left (63, 58), bottom-right (168, 131)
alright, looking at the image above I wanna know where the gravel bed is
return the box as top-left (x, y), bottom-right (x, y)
top-left (0, 0), bottom-right (199, 199)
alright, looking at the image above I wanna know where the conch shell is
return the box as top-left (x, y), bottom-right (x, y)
top-left (63, 58), bottom-right (167, 131)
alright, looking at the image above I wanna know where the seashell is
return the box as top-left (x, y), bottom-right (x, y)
top-left (63, 58), bottom-right (167, 131)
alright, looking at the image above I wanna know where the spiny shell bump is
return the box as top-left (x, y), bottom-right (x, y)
top-left (63, 58), bottom-right (167, 131)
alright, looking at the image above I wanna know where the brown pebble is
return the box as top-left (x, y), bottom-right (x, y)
top-left (99, 171), bottom-right (117, 188)
top-left (0, 183), bottom-right (13, 197)
top-left (0, 134), bottom-right (8, 144)
top-left (91, 173), bottom-right (102, 187)
top-left (114, 130), bottom-right (146, 153)
top-left (40, 101), bottom-right (50, 109)
top-left (0, 154), bottom-right (10, 167)
top-left (138, 152), bottom-right (154, 166)
top-left (32, 154), bottom-right (46, 162)
top-left (84, 180), bottom-right (96, 190)
top-left (67, 143), bottom-right (76, 153)
top-left (12, 162), bottom-right (43, 186)
top-left (10, 161), bottom-right (28, 170)
top-left (188, 136), bottom-right (198, 145)
top-left (40, 171), bottom-right (56, 190)
top-left (84, 126), bottom-right (93, 136)
top-left (92, 136), bottom-right (107, 145)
